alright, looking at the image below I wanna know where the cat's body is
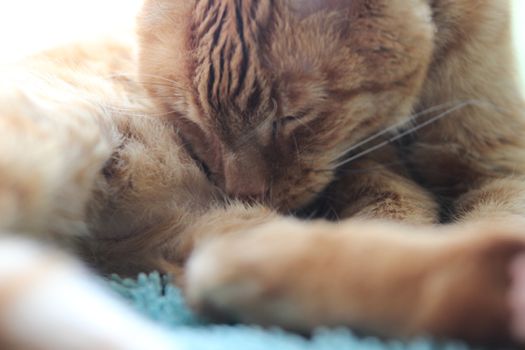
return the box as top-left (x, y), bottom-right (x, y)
top-left (2, 0), bottom-right (525, 348)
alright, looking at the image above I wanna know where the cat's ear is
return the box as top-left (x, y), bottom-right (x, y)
top-left (287, 0), bottom-right (357, 19)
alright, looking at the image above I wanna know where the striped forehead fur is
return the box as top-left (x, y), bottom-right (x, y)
top-left (191, 0), bottom-right (276, 133)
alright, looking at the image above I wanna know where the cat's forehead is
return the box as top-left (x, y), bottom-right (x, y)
top-left (190, 0), bottom-right (277, 129)
top-left (139, 0), bottom-right (434, 132)
top-left (187, 1), bottom-right (351, 130)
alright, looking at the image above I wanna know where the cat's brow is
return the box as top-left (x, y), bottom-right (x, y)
top-left (193, 0), bottom-right (274, 124)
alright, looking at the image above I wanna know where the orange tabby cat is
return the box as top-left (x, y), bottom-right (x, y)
top-left (2, 0), bottom-right (525, 348)
top-left (137, 0), bottom-right (525, 345)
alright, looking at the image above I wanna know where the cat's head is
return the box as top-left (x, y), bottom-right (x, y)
top-left (137, 0), bottom-right (435, 211)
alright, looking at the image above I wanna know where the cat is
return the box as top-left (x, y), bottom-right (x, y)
top-left (1, 0), bottom-right (525, 348)
top-left (138, 0), bottom-right (525, 345)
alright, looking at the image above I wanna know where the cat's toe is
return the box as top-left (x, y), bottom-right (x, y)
top-left (185, 236), bottom-right (269, 323)
top-left (185, 221), bottom-right (310, 326)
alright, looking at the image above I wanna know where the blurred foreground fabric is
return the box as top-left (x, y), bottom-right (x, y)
top-left (110, 273), bottom-right (473, 350)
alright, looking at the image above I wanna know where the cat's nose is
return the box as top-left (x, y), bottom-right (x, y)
top-left (223, 154), bottom-right (268, 201)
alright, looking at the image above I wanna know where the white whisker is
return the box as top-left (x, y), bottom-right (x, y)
top-left (332, 101), bottom-right (469, 161)
top-left (332, 100), bottom-right (498, 169)
top-left (106, 72), bottom-right (179, 86)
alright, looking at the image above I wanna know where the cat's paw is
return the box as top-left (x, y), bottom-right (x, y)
top-left (185, 218), bottom-right (320, 328)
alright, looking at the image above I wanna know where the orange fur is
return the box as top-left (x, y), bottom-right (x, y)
top-left (2, 0), bottom-right (525, 347)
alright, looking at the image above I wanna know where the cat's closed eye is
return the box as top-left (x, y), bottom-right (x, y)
top-left (272, 115), bottom-right (304, 139)
top-left (281, 115), bottom-right (303, 125)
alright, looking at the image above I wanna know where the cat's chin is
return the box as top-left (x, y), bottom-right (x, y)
top-left (269, 175), bottom-right (336, 215)
top-left (271, 194), bottom-right (323, 216)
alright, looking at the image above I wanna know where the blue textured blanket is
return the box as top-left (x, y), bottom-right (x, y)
top-left (109, 273), bottom-right (472, 350)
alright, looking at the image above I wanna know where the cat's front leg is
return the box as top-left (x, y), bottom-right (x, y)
top-left (186, 217), bottom-right (525, 345)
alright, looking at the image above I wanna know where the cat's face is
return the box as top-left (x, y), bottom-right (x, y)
top-left (137, 0), bottom-right (435, 211)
